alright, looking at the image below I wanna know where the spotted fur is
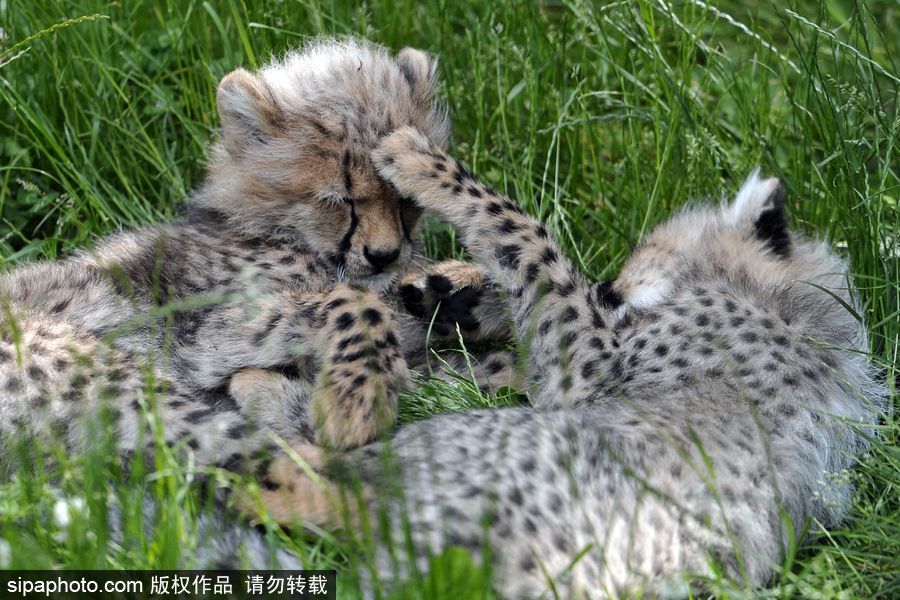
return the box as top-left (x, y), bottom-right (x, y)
top-left (255, 128), bottom-right (886, 597)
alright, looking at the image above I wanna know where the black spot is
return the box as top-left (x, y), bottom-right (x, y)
top-left (519, 555), bottom-right (536, 572)
top-left (773, 335), bottom-right (790, 347)
top-left (486, 201), bottom-right (503, 215)
top-left (594, 280), bottom-right (623, 309)
top-left (561, 306), bottom-right (579, 323)
top-left (337, 333), bottom-right (365, 352)
top-left (581, 360), bottom-right (596, 379)
top-left (322, 298), bottom-right (347, 312)
top-left (186, 408), bottom-right (215, 423)
top-left (253, 313), bottom-right (282, 345)
top-left (100, 384), bottom-right (122, 398)
top-left (227, 423), bottom-right (248, 439)
top-left (654, 344), bottom-right (669, 357)
top-left (538, 319), bottom-right (552, 336)
top-left (51, 298), bottom-right (71, 314)
top-left (589, 337), bottom-right (605, 350)
top-left (379, 331), bottom-right (400, 347)
top-left (502, 199), bottom-right (522, 213)
top-left (509, 487), bottom-right (523, 505)
top-left (740, 331), bottom-right (759, 343)
top-left (524, 262), bottom-right (540, 284)
top-left (467, 186), bottom-right (482, 198)
top-left (554, 280), bottom-right (576, 297)
top-left (497, 244), bottom-right (521, 270)
top-left (499, 218), bottom-right (523, 234)
top-left (777, 403), bottom-right (797, 417)
top-left (6, 376), bottom-right (22, 392)
top-left (695, 314), bottom-right (709, 327)
top-left (486, 359), bottom-right (505, 374)
top-left (334, 313), bottom-right (356, 331)
top-left (539, 247), bottom-right (558, 265)
top-left (361, 308), bottom-right (382, 326)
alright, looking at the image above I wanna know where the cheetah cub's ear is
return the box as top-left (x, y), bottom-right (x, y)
top-left (216, 67), bottom-right (284, 157)
top-left (726, 168), bottom-right (791, 258)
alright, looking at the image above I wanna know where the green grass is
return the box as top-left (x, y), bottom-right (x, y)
top-left (0, 0), bottom-right (897, 597)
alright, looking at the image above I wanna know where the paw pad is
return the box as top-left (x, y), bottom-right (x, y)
top-left (400, 262), bottom-right (488, 336)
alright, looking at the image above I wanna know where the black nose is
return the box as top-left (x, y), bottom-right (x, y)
top-left (364, 247), bottom-right (400, 271)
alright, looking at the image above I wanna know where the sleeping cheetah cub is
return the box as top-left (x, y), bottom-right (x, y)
top-left (0, 40), bottom-right (514, 473)
top-left (253, 128), bottom-right (886, 596)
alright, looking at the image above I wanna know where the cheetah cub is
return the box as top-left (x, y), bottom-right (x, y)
top-left (255, 127), bottom-right (886, 597)
top-left (0, 40), bottom-right (514, 473)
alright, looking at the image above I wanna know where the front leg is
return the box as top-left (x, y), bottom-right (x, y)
top-left (374, 128), bottom-right (621, 406)
top-left (197, 285), bottom-right (407, 450)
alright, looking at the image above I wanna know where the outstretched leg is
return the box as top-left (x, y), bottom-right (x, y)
top-left (373, 128), bottom-right (621, 406)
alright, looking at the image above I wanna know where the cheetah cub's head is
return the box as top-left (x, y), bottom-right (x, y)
top-left (201, 38), bottom-right (449, 290)
top-left (615, 169), bottom-right (860, 341)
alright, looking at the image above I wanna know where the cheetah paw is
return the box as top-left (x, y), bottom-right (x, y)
top-left (372, 126), bottom-right (442, 201)
top-left (236, 445), bottom-right (363, 528)
top-left (400, 260), bottom-right (490, 336)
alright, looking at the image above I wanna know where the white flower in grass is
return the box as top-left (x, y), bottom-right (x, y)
top-left (53, 496), bottom-right (87, 531)
top-left (0, 538), bottom-right (10, 568)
